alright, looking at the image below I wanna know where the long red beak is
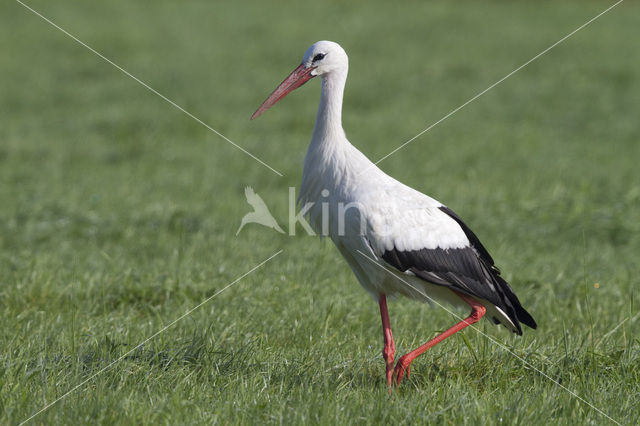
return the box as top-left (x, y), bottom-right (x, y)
top-left (251, 64), bottom-right (316, 120)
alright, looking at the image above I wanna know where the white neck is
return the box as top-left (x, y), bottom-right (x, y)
top-left (300, 67), bottom-right (350, 205)
top-left (311, 68), bottom-right (348, 145)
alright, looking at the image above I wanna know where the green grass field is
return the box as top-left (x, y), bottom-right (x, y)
top-left (1, 0), bottom-right (639, 424)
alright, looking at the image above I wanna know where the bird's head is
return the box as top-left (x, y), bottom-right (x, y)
top-left (251, 40), bottom-right (348, 120)
top-left (301, 40), bottom-right (348, 77)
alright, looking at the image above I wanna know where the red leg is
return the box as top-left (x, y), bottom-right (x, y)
top-left (379, 295), bottom-right (395, 389)
top-left (393, 292), bottom-right (486, 384)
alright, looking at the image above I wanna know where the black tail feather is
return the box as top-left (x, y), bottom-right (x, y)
top-left (494, 275), bottom-right (537, 330)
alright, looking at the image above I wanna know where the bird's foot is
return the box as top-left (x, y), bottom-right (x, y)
top-left (385, 362), bottom-right (394, 391)
top-left (393, 356), bottom-right (412, 385)
top-left (382, 341), bottom-right (395, 390)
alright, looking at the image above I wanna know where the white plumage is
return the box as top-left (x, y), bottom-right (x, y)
top-left (253, 40), bottom-right (536, 386)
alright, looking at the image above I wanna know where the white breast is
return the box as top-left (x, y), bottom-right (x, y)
top-left (299, 137), bottom-right (470, 299)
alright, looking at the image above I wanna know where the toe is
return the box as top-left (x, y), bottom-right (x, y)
top-left (393, 362), bottom-right (406, 385)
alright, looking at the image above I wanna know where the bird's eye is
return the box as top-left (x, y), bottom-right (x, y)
top-left (312, 53), bottom-right (325, 63)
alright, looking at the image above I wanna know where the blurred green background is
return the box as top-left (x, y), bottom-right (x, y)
top-left (1, 0), bottom-right (638, 424)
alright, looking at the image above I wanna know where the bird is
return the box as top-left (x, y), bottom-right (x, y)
top-left (236, 186), bottom-right (285, 235)
top-left (251, 40), bottom-right (536, 387)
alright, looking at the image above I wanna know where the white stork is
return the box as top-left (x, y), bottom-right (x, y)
top-left (252, 41), bottom-right (536, 387)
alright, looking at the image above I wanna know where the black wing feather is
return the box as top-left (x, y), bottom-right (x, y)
top-left (439, 206), bottom-right (496, 268)
top-left (380, 206), bottom-right (537, 334)
top-left (439, 206), bottom-right (537, 331)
